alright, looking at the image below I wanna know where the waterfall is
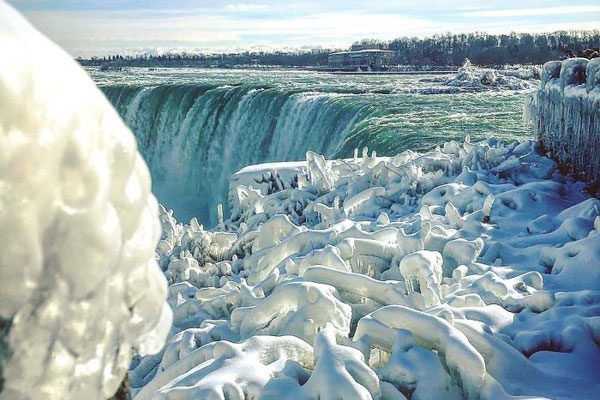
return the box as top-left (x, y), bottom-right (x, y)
top-left (103, 80), bottom-right (532, 226)
top-left (103, 84), bottom-right (373, 225)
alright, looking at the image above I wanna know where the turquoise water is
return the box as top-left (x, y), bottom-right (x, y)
top-left (90, 67), bottom-right (534, 225)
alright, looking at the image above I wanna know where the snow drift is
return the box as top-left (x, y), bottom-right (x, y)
top-left (0, 3), bottom-right (171, 399)
top-left (136, 137), bottom-right (600, 400)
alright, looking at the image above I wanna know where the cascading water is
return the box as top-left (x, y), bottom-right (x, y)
top-left (104, 84), bottom-right (375, 225)
top-left (100, 70), bottom-right (534, 226)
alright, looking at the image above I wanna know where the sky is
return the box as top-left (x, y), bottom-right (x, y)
top-left (6, 0), bottom-right (600, 57)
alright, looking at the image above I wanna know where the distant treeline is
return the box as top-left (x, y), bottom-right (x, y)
top-left (78, 30), bottom-right (599, 68)
top-left (78, 50), bottom-right (332, 69)
top-left (383, 31), bottom-right (600, 65)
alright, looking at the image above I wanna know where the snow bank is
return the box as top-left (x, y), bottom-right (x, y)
top-left (138, 136), bottom-right (600, 399)
top-left (525, 58), bottom-right (600, 194)
top-left (0, 3), bottom-right (170, 399)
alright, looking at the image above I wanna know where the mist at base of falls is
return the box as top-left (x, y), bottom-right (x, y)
top-left (97, 68), bottom-right (534, 226)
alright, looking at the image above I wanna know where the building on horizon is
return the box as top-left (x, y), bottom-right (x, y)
top-left (327, 49), bottom-right (394, 70)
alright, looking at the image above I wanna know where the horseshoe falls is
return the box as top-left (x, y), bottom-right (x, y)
top-left (94, 68), bottom-right (535, 225)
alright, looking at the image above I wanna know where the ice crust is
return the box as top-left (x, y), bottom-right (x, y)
top-left (525, 58), bottom-right (600, 193)
top-left (0, 3), bottom-right (171, 399)
top-left (136, 137), bottom-right (599, 399)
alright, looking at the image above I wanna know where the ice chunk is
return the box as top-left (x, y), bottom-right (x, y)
top-left (230, 281), bottom-right (351, 342)
top-left (399, 251), bottom-right (443, 307)
top-left (135, 335), bottom-right (313, 400)
top-left (355, 306), bottom-right (486, 398)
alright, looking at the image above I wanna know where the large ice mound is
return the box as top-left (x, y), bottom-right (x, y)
top-left (416, 60), bottom-right (540, 94)
top-left (0, 3), bottom-right (171, 399)
top-left (137, 138), bottom-right (599, 399)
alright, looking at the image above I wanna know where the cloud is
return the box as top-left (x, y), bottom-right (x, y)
top-left (11, 0), bottom-right (600, 57)
top-left (233, 12), bottom-right (433, 38)
top-left (224, 3), bottom-right (274, 13)
top-left (464, 6), bottom-right (600, 18)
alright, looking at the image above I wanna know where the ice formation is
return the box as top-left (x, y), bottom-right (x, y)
top-left (419, 60), bottom-right (540, 93)
top-left (525, 58), bottom-right (600, 194)
top-left (0, 3), bottom-right (171, 399)
top-left (135, 136), bottom-right (599, 399)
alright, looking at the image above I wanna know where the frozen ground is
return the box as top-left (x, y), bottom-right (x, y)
top-left (133, 138), bottom-right (600, 400)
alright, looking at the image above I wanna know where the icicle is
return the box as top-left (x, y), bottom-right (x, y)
top-left (217, 203), bottom-right (224, 226)
top-left (405, 276), bottom-right (414, 294)
top-left (482, 194), bottom-right (495, 223)
top-left (445, 202), bottom-right (462, 229)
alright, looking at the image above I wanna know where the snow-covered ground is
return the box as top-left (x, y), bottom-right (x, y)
top-left (134, 139), bottom-right (600, 400)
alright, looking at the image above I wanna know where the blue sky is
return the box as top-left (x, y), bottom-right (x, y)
top-left (7, 0), bottom-right (600, 57)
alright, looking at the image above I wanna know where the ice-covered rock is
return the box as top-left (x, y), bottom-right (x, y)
top-left (231, 281), bottom-right (351, 342)
top-left (375, 329), bottom-right (462, 400)
top-left (355, 305), bottom-right (486, 398)
top-left (260, 325), bottom-right (382, 400)
top-left (399, 251), bottom-right (443, 307)
top-left (0, 2), bottom-right (170, 399)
